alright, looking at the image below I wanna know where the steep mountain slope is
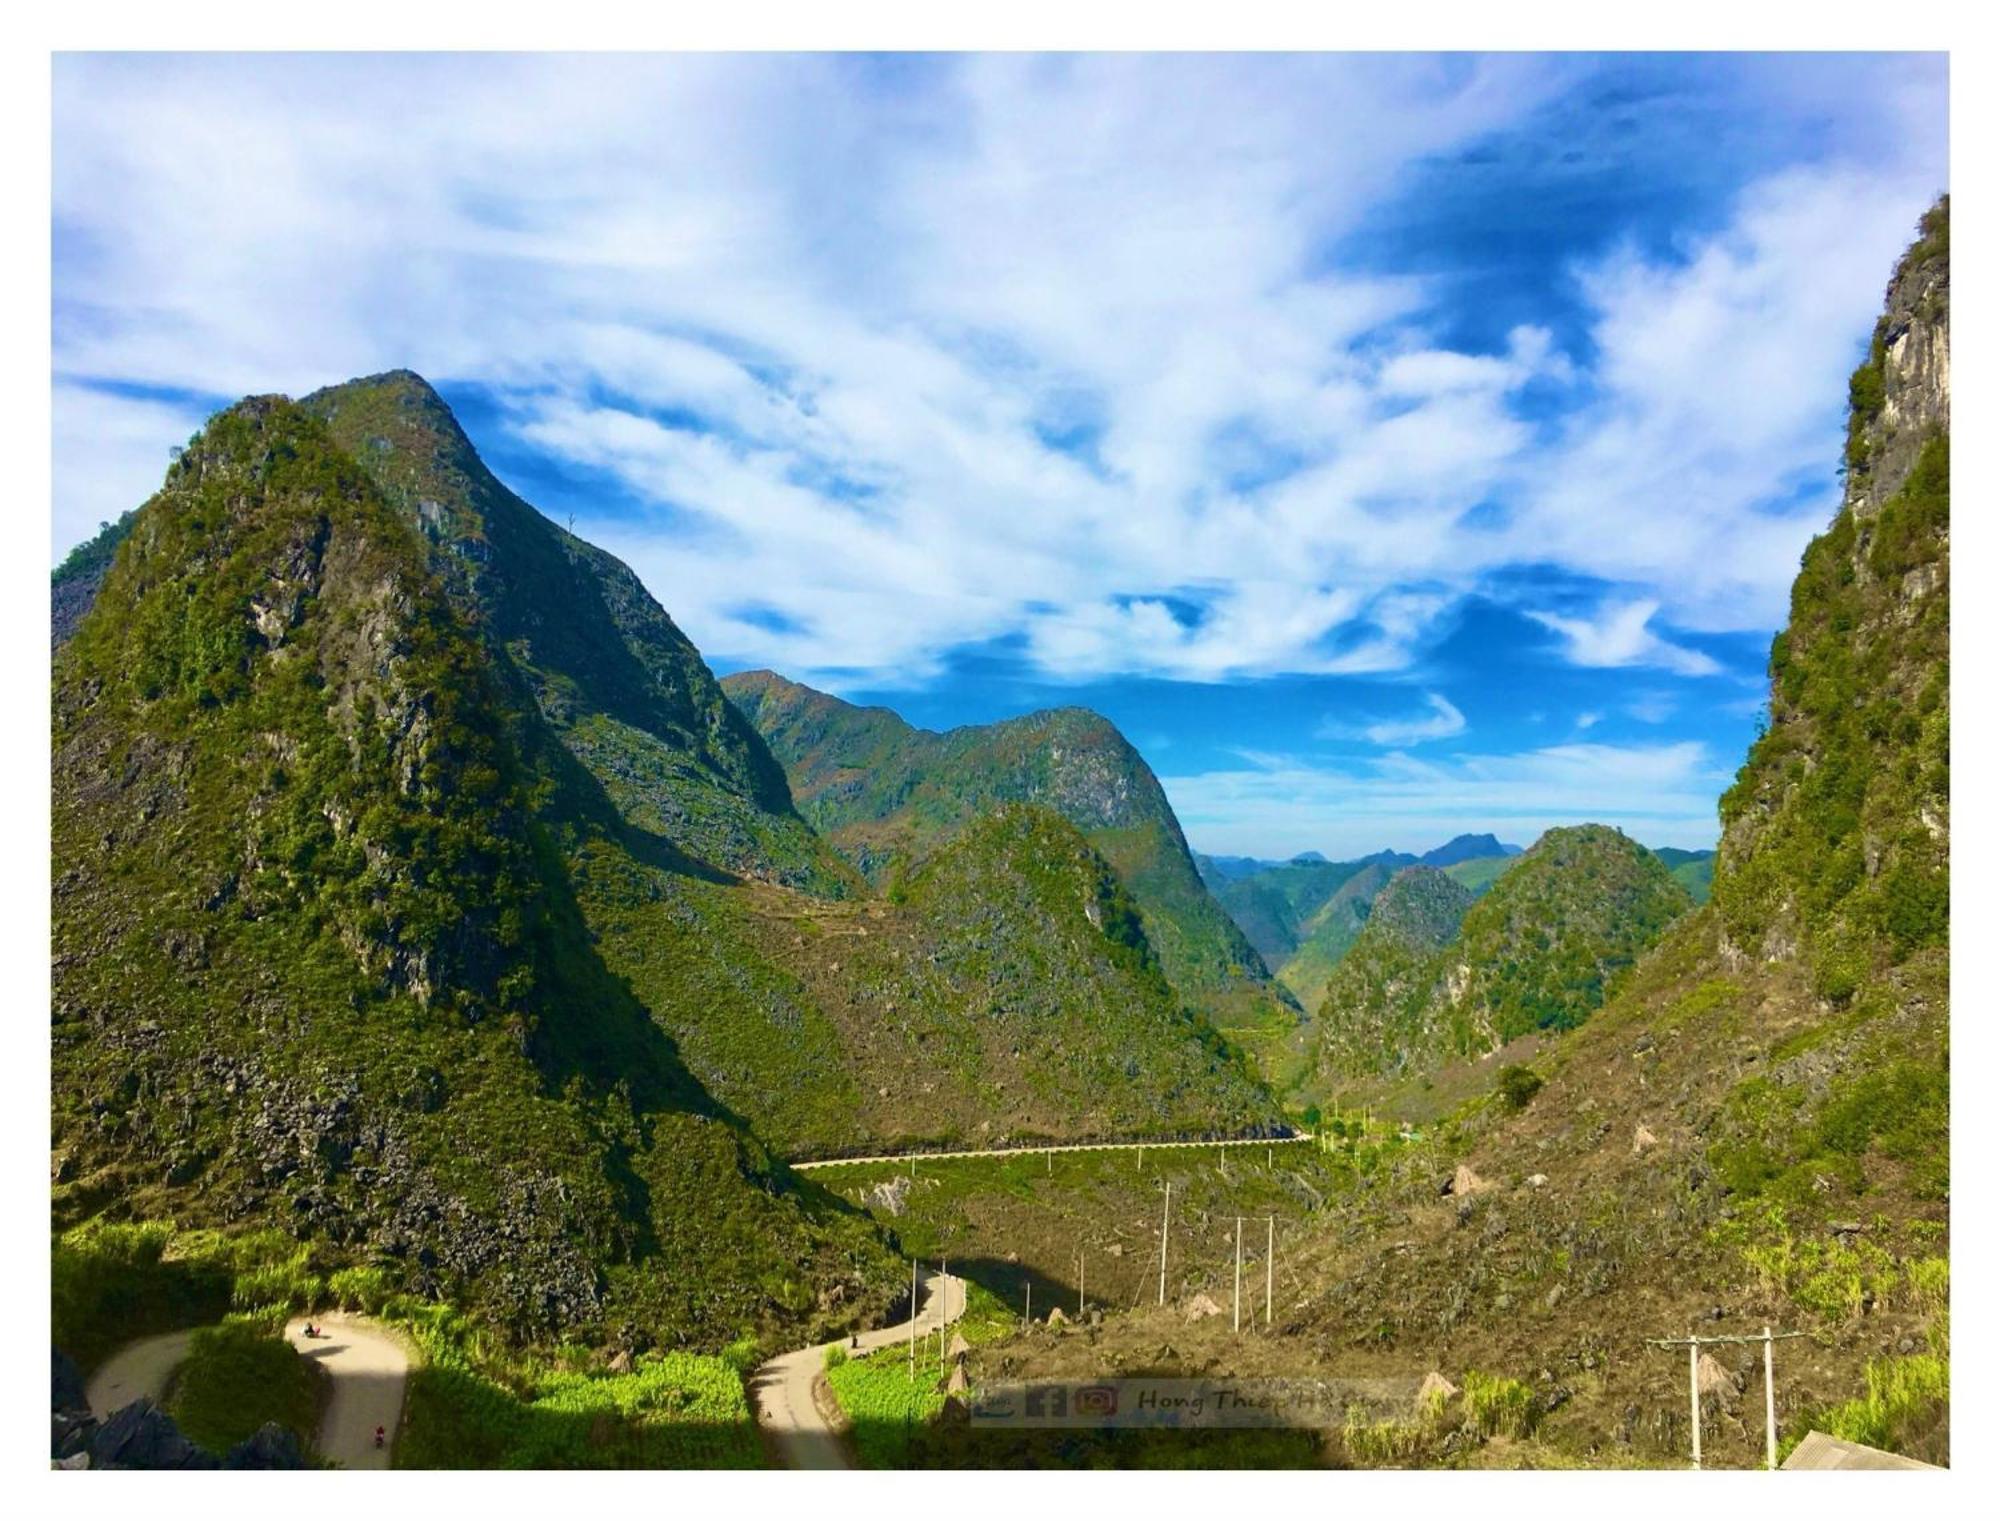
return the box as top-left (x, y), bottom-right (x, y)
top-left (298, 372), bottom-right (851, 894)
top-left (1310, 866), bottom-right (1477, 1079)
top-left (1277, 199), bottom-right (1950, 1467)
top-left (1269, 860), bottom-right (1398, 1013)
top-left (721, 671), bottom-right (1297, 1046)
top-left (55, 376), bottom-right (1280, 1194)
top-left (50, 397), bottom-right (896, 1348)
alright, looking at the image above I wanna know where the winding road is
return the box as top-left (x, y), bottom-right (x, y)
top-left (85, 1312), bottom-right (410, 1469)
top-left (749, 1268), bottom-right (965, 1469)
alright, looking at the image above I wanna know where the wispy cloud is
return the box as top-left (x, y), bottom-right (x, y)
top-left (1320, 691), bottom-right (1467, 747)
top-left (1528, 599), bottom-right (1721, 677)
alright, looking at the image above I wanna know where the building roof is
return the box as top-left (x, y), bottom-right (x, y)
top-left (1781, 1431), bottom-right (1941, 1471)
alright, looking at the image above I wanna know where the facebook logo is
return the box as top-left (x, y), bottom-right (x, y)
top-left (1024, 1385), bottom-right (1069, 1419)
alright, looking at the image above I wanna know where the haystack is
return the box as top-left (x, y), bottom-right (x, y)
top-left (946, 1362), bottom-right (969, 1395)
top-left (1414, 1371), bottom-right (1459, 1408)
top-left (1695, 1352), bottom-right (1739, 1403)
top-left (1451, 1164), bottom-right (1492, 1196)
top-left (1632, 1124), bottom-right (1659, 1154)
top-left (1046, 1306), bottom-right (1067, 1327)
top-left (1184, 1293), bottom-right (1222, 1321)
top-left (948, 1331), bottom-right (970, 1361)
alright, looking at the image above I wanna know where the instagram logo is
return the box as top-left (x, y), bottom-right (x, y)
top-left (1075, 1385), bottom-right (1119, 1417)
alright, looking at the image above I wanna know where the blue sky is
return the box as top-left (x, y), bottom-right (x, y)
top-left (51, 53), bottom-right (1947, 858)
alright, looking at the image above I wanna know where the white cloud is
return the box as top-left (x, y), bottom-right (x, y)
top-left (52, 383), bottom-right (213, 556)
top-left (1163, 739), bottom-right (1725, 859)
top-left (1528, 599), bottom-right (1721, 677)
top-left (1319, 691), bottom-right (1467, 747)
top-left (49, 55), bottom-right (1945, 690)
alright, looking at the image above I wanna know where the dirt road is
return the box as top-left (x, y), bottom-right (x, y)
top-left (85, 1314), bottom-right (410, 1468)
top-left (749, 1269), bottom-right (965, 1470)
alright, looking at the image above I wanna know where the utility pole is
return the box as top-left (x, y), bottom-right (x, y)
top-left (908, 1259), bottom-right (917, 1381)
top-left (1648, 1326), bottom-right (1803, 1470)
top-left (1158, 1183), bottom-right (1171, 1306)
top-left (1763, 1325), bottom-right (1778, 1471)
top-left (1688, 1333), bottom-right (1701, 1471)
top-left (1025, 1280), bottom-right (1032, 1328)
top-left (1266, 1217), bottom-right (1274, 1327)
top-left (1078, 1249), bottom-right (1086, 1318)
top-left (1233, 1217), bottom-right (1242, 1333)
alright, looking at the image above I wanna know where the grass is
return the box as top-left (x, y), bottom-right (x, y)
top-left (386, 1299), bottom-right (761, 1469)
top-left (1462, 1371), bottom-right (1539, 1440)
top-left (166, 1319), bottom-right (319, 1453)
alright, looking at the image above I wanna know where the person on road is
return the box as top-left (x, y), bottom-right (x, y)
top-left (374, 1424), bottom-right (386, 1450)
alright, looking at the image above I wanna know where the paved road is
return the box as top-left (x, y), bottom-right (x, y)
top-left (85, 1314), bottom-right (410, 1468)
top-left (792, 1134), bottom-right (1312, 1170)
top-left (749, 1269), bottom-right (965, 1470)
top-left (86, 1329), bottom-right (199, 1420)
top-left (284, 1313), bottom-right (410, 1469)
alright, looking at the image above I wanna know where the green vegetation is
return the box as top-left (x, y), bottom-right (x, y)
top-left (1310, 866), bottom-right (1474, 1079)
top-left (722, 668), bottom-right (1296, 1055)
top-left (1461, 1371), bottom-right (1539, 1440)
top-left (1496, 1065), bottom-right (1543, 1111)
top-left (52, 395), bottom-right (900, 1352)
top-left (166, 1319), bottom-right (319, 1452)
top-left (389, 1300), bottom-right (760, 1469)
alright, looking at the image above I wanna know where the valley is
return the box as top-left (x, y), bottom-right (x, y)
top-left (49, 195), bottom-right (1950, 1473)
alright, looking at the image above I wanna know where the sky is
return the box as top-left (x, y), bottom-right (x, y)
top-left (51, 53), bottom-right (1948, 859)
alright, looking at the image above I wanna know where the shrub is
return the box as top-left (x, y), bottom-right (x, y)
top-left (1497, 1065), bottom-right (1544, 1111)
top-left (167, 1319), bottom-right (318, 1453)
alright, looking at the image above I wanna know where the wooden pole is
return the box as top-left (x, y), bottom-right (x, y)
top-left (1158, 1183), bottom-right (1170, 1306)
top-left (1078, 1249), bottom-right (1086, 1318)
top-left (1026, 1280), bottom-right (1032, 1329)
top-left (1233, 1217), bottom-right (1242, 1333)
top-left (908, 1259), bottom-right (917, 1380)
top-left (1688, 1333), bottom-right (1702, 1471)
top-left (1763, 1326), bottom-right (1777, 1471)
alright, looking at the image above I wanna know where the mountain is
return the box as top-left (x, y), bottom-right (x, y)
top-left (1440, 853), bottom-right (1518, 896)
top-left (720, 671), bottom-right (1298, 1049)
top-left (1282, 200), bottom-right (1950, 1467)
top-left (1311, 826), bottom-right (1692, 1080)
top-left (1651, 846), bottom-right (1716, 904)
top-left (1271, 860), bottom-right (1402, 1017)
top-left (50, 395), bottom-right (897, 1348)
top-left (1309, 867), bottom-right (1476, 1079)
top-left (53, 366), bottom-right (1278, 1301)
top-left (1420, 833), bottom-right (1519, 867)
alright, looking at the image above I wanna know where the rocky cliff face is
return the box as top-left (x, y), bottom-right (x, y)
top-left (1715, 196), bottom-right (1949, 992)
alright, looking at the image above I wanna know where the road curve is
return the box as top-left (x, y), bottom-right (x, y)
top-left (792, 1133), bottom-right (1314, 1170)
top-left (749, 1268), bottom-right (965, 1470)
top-left (84, 1313), bottom-right (410, 1468)
top-left (284, 1313), bottom-right (410, 1469)
top-left (86, 1329), bottom-right (199, 1420)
